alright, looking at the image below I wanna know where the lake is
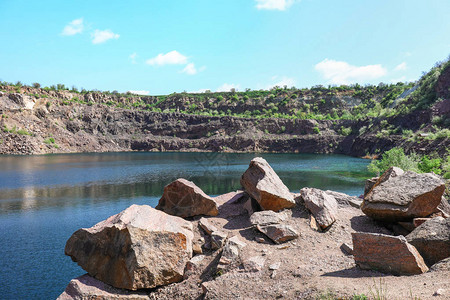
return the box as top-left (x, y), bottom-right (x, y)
top-left (0, 152), bottom-right (371, 299)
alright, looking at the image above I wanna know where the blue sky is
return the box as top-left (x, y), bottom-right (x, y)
top-left (1, 0), bottom-right (449, 95)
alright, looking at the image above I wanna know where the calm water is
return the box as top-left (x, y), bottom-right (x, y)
top-left (0, 152), bottom-right (371, 299)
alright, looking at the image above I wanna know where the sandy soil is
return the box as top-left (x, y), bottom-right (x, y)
top-left (148, 192), bottom-right (450, 300)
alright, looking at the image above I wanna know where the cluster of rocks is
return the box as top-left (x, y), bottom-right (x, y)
top-left (349, 166), bottom-right (449, 275)
top-left (58, 158), bottom-right (449, 299)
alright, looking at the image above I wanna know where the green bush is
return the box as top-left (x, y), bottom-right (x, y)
top-left (16, 129), bottom-right (31, 136)
top-left (368, 147), bottom-right (419, 175)
top-left (339, 126), bottom-right (352, 136)
top-left (443, 154), bottom-right (450, 179)
top-left (418, 155), bottom-right (442, 174)
top-left (313, 127), bottom-right (320, 134)
top-left (44, 137), bottom-right (55, 144)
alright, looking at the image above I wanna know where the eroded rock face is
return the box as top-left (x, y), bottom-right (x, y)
top-left (156, 178), bottom-right (218, 218)
top-left (57, 274), bottom-right (150, 300)
top-left (352, 232), bottom-right (428, 275)
top-left (300, 188), bottom-right (338, 229)
top-left (240, 157), bottom-right (295, 212)
top-left (65, 204), bottom-right (193, 290)
top-left (361, 170), bottom-right (445, 222)
top-left (406, 217), bottom-right (450, 265)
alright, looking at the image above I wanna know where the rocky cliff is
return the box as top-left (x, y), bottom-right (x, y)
top-left (0, 60), bottom-right (449, 156)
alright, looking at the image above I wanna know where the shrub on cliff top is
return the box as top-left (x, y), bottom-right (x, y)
top-left (368, 147), bottom-right (447, 176)
top-left (368, 148), bottom-right (419, 175)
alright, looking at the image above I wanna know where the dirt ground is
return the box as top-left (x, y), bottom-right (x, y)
top-left (148, 192), bottom-right (450, 300)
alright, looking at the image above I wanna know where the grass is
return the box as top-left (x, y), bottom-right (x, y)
top-left (314, 279), bottom-right (421, 300)
top-left (44, 137), bottom-right (55, 144)
top-left (368, 279), bottom-right (388, 300)
top-left (3, 125), bottom-right (31, 135)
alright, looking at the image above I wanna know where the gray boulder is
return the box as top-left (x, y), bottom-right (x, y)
top-left (361, 169), bottom-right (445, 222)
top-left (156, 178), bottom-right (218, 218)
top-left (300, 187), bottom-right (338, 229)
top-left (406, 217), bottom-right (450, 265)
top-left (430, 257), bottom-right (450, 271)
top-left (352, 232), bottom-right (428, 275)
top-left (57, 274), bottom-right (150, 300)
top-left (364, 167), bottom-right (404, 197)
top-left (240, 157), bottom-right (295, 212)
top-left (250, 210), bottom-right (297, 244)
top-left (65, 205), bottom-right (193, 290)
top-left (256, 224), bottom-right (298, 244)
top-left (250, 210), bottom-right (287, 227)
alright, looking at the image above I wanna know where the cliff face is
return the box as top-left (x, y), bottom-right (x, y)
top-left (1, 59), bottom-right (450, 157)
top-left (0, 87), bottom-right (447, 156)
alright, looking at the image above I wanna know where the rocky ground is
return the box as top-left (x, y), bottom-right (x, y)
top-left (145, 193), bottom-right (449, 300)
top-left (59, 159), bottom-right (450, 300)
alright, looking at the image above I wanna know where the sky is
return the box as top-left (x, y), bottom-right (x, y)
top-left (0, 0), bottom-right (449, 95)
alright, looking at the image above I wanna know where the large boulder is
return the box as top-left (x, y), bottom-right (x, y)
top-left (156, 178), bottom-right (218, 218)
top-left (406, 217), bottom-right (450, 265)
top-left (240, 157), bottom-right (295, 212)
top-left (57, 274), bottom-right (151, 300)
top-left (361, 169), bottom-right (445, 222)
top-left (250, 210), bottom-right (297, 244)
top-left (364, 167), bottom-right (404, 197)
top-left (352, 232), bottom-right (428, 275)
top-left (65, 204), bottom-right (193, 290)
top-left (300, 188), bottom-right (338, 229)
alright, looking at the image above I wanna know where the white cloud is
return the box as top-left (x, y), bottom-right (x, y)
top-left (146, 50), bottom-right (188, 66)
top-left (255, 0), bottom-right (296, 11)
top-left (314, 59), bottom-right (387, 85)
top-left (91, 29), bottom-right (120, 44)
top-left (62, 18), bottom-right (84, 36)
top-left (180, 63), bottom-right (206, 75)
top-left (129, 52), bottom-right (137, 64)
top-left (128, 90), bottom-right (150, 95)
top-left (394, 62), bottom-right (407, 71)
top-left (181, 63), bottom-right (198, 75)
top-left (216, 83), bottom-right (241, 92)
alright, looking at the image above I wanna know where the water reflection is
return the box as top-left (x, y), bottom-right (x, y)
top-left (0, 152), bottom-right (371, 214)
